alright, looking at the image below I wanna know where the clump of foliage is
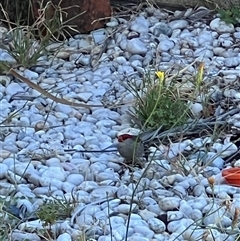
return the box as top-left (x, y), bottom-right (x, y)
top-left (128, 71), bottom-right (190, 130)
top-left (218, 7), bottom-right (240, 25)
top-left (0, 0), bottom-right (81, 68)
top-left (36, 198), bottom-right (74, 226)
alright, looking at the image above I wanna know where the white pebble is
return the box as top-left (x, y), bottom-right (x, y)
top-left (24, 69), bottom-right (39, 79)
top-left (158, 197), bottom-right (181, 211)
top-left (0, 163), bottom-right (8, 178)
top-left (66, 173), bottom-right (84, 186)
top-left (169, 19), bottom-right (188, 29)
top-left (148, 218), bottom-right (166, 233)
top-left (115, 204), bottom-right (138, 214)
top-left (210, 18), bottom-right (235, 33)
top-left (5, 82), bottom-right (24, 96)
top-left (41, 166), bottom-right (67, 181)
top-left (139, 209), bottom-right (157, 220)
top-left (126, 39), bottom-right (148, 56)
top-left (133, 225), bottom-right (154, 239)
top-left (167, 211), bottom-right (184, 221)
top-left (57, 233), bottom-right (72, 241)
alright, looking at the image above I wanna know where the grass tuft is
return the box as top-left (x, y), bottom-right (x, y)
top-left (128, 67), bottom-right (193, 130)
top-left (218, 6), bottom-right (240, 25)
top-left (0, 0), bottom-right (82, 69)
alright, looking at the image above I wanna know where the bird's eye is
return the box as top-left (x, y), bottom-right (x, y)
top-left (118, 136), bottom-right (124, 142)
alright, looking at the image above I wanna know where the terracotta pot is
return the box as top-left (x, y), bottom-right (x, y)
top-left (222, 168), bottom-right (240, 186)
top-left (31, 0), bottom-right (111, 37)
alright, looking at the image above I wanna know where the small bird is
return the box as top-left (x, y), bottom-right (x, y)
top-left (117, 134), bottom-right (144, 165)
top-left (64, 127), bottom-right (162, 167)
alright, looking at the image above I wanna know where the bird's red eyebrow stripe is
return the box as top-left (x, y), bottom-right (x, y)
top-left (118, 134), bottom-right (133, 142)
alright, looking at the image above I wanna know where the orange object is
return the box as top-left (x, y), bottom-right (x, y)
top-left (222, 168), bottom-right (240, 187)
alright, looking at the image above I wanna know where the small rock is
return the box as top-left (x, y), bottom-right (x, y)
top-left (62, 181), bottom-right (76, 193)
top-left (76, 92), bottom-right (93, 103)
top-left (54, 103), bottom-right (73, 115)
top-left (210, 18), bottom-right (235, 33)
top-left (168, 20), bottom-right (188, 29)
top-left (115, 204), bottom-right (138, 214)
top-left (0, 163), bottom-right (8, 178)
top-left (150, 22), bottom-right (172, 37)
top-left (5, 82), bottom-right (24, 96)
top-left (2, 144), bottom-right (18, 153)
top-left (67, 173), bottom-right (84, 186)
top-left (56, 51), bottom-right (71, 59)
top-left (220, 39), bottom-right (233, 48)
top-left (167, 218), bottom-right (194, 233)
top-left (133, 225), bottom-right (155, 238)
top-left (41, 166), bottom-right (67, 181)
top-left (90, 186), bottom-right (118, 200)
top-left (198, 31), bottom-right (213, 45)
top-left (153, 9), bottom-right (168, 19)
top-left (63, 61), bottom-right (76, 70)
top-left (24, 69), bottom-right (39, 79)
top-left (148, 218), bottom-right (166, 233)
top-left (106, 20), bottom-right (119, 28)
top-left (94, 66), bottom-right (111, 78)
top-left (76, 55), bottom-right (91, 66)
top-left (203, 204), bottom-right (231, 227)
top-left (160, 175), bottom-right (176, 186)
top-left (130, 16), bottom-right (149, 33)
top-left (92, 28), bottom-right (108, 44)
top-left (193, 184), bottom-right (206, 197)
top-left (127, 237), bottom-right (149, 241)
top-left (46, 42), bottom-right (63, 51)
top-left (6, 170), bottom-right (27, 184)
top-left (76, 213), bottom-right (93, 226)
top-left (117, 185), bottom-right (133, 198)
top-left (167, 211), bottom-right (183, 221)
top-left (190, 102), bottom-right (203, 117)
top-left (213, 47), bottom-right (225, 56)
top-left (61, 73), bottom-right (77, 81)
top-left (126, 39), bottom-right (148, 56)
top-left (57, 233), bottom-right (72, 241)
top-left (234, 32), bottom-right (240, 38)
top-left (157, 39), bottom-right (174, 52)
top-left (11, 231), bottom-right (41, 241)
top-left (139, 209), bottom-right (157, 220)
top-left (224, 57), bottom-right (240, 67)
top-left (78, 181), bottom-right (98, 192)
top-left (172, 185), bottom-right (188, 197)
top-left (190, 209), bottom-right (203, 221)
top-left (0, 51), bottom-right (16, 64)
top-left (112, 225), bottom-right (127, 240)
top-left (158, 197), bottom-right (181, 211)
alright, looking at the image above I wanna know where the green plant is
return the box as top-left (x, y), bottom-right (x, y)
top-left (127, 61), bottom-right (218, 132)
top-left (36, 198), bottom-right (74, 226)
top-left (3, 25), bottom-right (49, 68)
top-left (0, 4), bottom-right (51, 68)
top-left (0, 196), bottom-right (26, 240)
top-left (127, 70), bottom-right (190, 130)
top-left (0, 0), bottom-right (82, 68)
top-left (218, 7), bottom-right (240, 25)
top-left (35, 197), bottom-right (75, 240)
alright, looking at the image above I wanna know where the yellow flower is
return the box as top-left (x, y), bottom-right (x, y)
top-left (155, 71), bottom-right (165, 83)
top-left (196, 62), bottom-right (204, 87)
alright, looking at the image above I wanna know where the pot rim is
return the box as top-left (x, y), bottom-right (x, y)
top-left (222, 168), bottom-right (240, 182)
top-left (222, 167), bottom-right (240, 175)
